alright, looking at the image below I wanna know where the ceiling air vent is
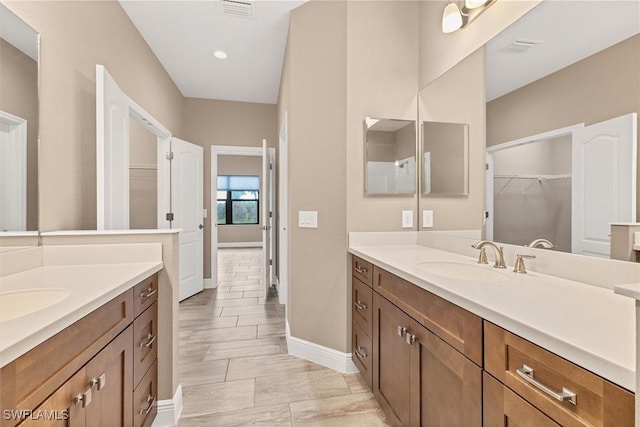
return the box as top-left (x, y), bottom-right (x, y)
top-left (221, 0), bottom-right (255, 18)
top-left (502, 39), bottom-right (542, 54)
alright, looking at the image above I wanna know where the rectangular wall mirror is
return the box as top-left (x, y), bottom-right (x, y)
top-left (0, 4), bottom-right (39, 233)
top-left (364, 117), bottom-right (416, 196)
top-left (421, 121), bottom-right (469, 196)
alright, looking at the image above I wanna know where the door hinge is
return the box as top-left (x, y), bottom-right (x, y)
top-left (269, 259), bottom-right (273, 266)
top-left (269, 211), bottom-right (273, 218)
top-left (166, 212), bottom-right (174, 221)
top-left (166, 152), bottom-right (174, 161)
top-left (269, 163), bottom-right (273, 170)
top-left (485, 163), bottom-right (489, 170)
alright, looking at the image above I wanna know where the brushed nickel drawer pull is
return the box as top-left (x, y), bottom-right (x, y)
top-left (354, 301), bottom-right (367, 311)
top-left (397, 326), bottom-right (407, 338)
top-left (140, 395), bottom-right (156, 416)
top-left (140, 287), bottom-right (157, 299)
top-left (354, 266), bottom-right (368, 275)
top-left (516, 364), bottom-right (577, 405)
top-left (74, 388), bottom-right (92, 408)
top-left (90, 373), bottom-right (107, 391)
top-left (355, 346), bottom-right (367, 359)
top-left (140, 332), bottom-right (157, 348)
top-left (405, 333), bottom-right (416, 346)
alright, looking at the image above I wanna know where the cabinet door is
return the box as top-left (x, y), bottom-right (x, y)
top-left (373, 293), bottom-right (412, 426)
top-left (410, 319), bottom-right (482, 427)
top-left (18, 370), bottom-right (87, 427)
top-left (85, 326), bottom-right (133, 427)
top-left (484, 372), bottom-right (560, 427)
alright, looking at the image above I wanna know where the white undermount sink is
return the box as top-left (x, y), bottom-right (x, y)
top-left (0, 289), bottom-right (70, 322)
top-left (416, 261), bottom-right (509, 282)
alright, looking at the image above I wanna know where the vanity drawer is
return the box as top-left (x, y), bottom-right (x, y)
top-left (352, 321), bottom-right (373, 389)
top-left (352, 256), bottom-right (373, 287)
top-left (373, 266), bottom-right (482, 366)
top-left (352, 277), bottom-right (373, 336)
top-left (133, 360), bottom-right (157, 427)
top-left (133, 273), bottom-right (158, 318)
top-left (484, 321), bottom-right (634, 427)
top-left (133, 302), bottom-right (158, 388)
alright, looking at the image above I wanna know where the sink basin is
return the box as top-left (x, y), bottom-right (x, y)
top-left (417, 261), bottom-right (509, 282)
top-left (0, 289), bottom-right (70, 322)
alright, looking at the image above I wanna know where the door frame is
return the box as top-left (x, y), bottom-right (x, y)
top-left (210, 145), bottom-right (265, 288)
top-left (485, 123), bottom-right (583, 240)
top-left (278, 112), bottom-right (288, 306)
top-left (0, 110), bottom-right (27, 231)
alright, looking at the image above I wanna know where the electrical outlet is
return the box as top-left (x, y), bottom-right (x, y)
top-left (402, 210), bottom-right (413, 229)
top-left (423, 210), bottom-right (433, 228)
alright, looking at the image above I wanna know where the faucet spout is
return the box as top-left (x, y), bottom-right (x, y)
top-left (527, 238), bottom-right (555, 249)
top-left (472, 241), bottom-right (507, 269)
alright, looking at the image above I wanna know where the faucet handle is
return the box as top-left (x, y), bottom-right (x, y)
top-left (477, 247), bottom-right (488, 264)
top-left (514, 254), bottom-right (536, 274)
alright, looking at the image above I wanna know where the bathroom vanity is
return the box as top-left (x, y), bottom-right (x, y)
top-left (350, 236), bottom-right (636, 426)
top-left (0, 244), bottom-right (163, 427)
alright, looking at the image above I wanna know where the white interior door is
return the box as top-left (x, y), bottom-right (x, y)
top-left (172, 137), bottom-right (204, 301)
top-left (572, 113), bottom-right (637, 257)
top-left (261, 139), bottom-right (272, 300)
top-left (0, 111), bottom-right (27, 231)
top-left (268, 147), bottom-right (277, 290)
top-left (96, 65), bottom-right (130, 230)
top-left (278, 113), bottom-right (288, 306)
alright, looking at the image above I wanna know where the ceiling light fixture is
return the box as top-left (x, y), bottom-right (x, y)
top-left (442, 0), bottom-right (497, 34)
top-left (213, 50), bottom-right (228, 59)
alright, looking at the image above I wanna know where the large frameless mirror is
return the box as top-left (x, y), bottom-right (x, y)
top-left (0, 4), bottom-right (39, 233)
top-left (364, 117), bottom-right (416, 196)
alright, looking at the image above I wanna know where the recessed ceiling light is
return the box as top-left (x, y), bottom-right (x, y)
top-left (214, 50), bottom-right (228, 59)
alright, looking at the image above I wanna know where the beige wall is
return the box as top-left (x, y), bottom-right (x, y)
top-left (418, 48), bottom-right (485, 231)
top-left (217, 155), bottom-right (263, 244)
top-left (4, 0), bottom-right (184, 231)
top-left (181, 98), bottom-right (277, 279)
top-left (418, 0), bottom-right (541, 88)
top-left (487, 34), bottom-right (640, 219)
top-left (0, 38), bottom-right (38, 230)
top-left (422, 121), bottom-right (466, 194)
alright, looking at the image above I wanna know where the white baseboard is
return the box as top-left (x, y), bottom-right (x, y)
top-left (203, 278), bottom-right (217, 289)
top-left (286, 321), bottom-right (358, 374)
top-left (217, 242), bottom-right (262, 248)
top-left (151, 384), bottom-right (182, 427)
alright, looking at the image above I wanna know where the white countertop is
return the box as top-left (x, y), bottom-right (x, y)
top-left (0, 244), bottom-right (163, 367)
top-left (350, 244), bottom-right (636, 392)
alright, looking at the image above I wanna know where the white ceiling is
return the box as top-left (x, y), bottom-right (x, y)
top-left (486, 0), bottom-right (640, 102)
top-left (119, 0), bottom-right (306, 105)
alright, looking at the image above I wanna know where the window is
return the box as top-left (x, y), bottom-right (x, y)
top-left (217, 175), bottom-right (260, 225)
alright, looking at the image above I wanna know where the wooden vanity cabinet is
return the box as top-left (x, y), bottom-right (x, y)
top-left (1, 273), bottom-right (159, 427)
top-left (351, 256), bottom-right (374, 388)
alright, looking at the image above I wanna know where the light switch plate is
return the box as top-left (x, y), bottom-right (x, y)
top-left (402, 210), bottom-right (413, 229)
top-left (298, 211), bottom-right (318, 228)
top-left (423, 210), bottom-right (433, 228)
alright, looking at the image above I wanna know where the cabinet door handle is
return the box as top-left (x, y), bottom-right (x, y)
top-left (516, 364), bottom-right (577, 405)
top-left (140, 332), bottom-right (157, 348)
top-left (90, 373), bottom-right (107, 391)
top-left (140, 395), bottom-right (156, 416)
top-left (397, 326), bottom-right (407, 338)
top-left (405, 333), bottom-right (416, 346)
top-left (354, 301), bottom-right (367, 311)
top-left (74, 388), bottom-right (92, 408)
top-left (140, 287), bottom-right (157, 299)
top-left (355, 266), bottom-right (368, 275)
top-left (355, 346), bottom-right (367, 359)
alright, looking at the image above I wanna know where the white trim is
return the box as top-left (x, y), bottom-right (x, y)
top-left (40, 229), bottom-right (179, 236)
top-left (203, 278), bottom-right (217, 289)
top-left (0, 110), bottom-right (27, 231)
top-left (151, 385), bottom-right (182, 427)
top-left (218, 241), bottom-right (263, 248)
top-left (285, 320), bottom-right (358, 374)
top-left (486, 123), bottom-right (584, 153)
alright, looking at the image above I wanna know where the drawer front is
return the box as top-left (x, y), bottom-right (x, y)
top-left (352, 277), bottom-right (373, 337)
top-left (133, 302), bottom-right (158, 388)
top-left (133, 274), bottom-right (158, 318)
top-left (373, 266), bottom-right (482, 366)
top-left (484, 372), bottom-right (560, 427)
top-left (485, 321), bottom-right (634, 427)
top-left (352, 321), bottom-right (372, 389)
top-left (352, 256), bottom-right (373, 287)
top-left (133, 360), bottom-right (157, 427)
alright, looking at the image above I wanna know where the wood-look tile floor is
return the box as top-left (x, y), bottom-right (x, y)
top-left (178, 248), bottom-right (390, 426)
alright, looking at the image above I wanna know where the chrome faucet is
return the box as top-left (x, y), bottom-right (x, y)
top-left (471, 241), bottom-right (507, 269)
top-left (526, 238), bottom-right (555, 249)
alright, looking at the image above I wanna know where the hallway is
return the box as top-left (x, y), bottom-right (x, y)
top-left (178, 248), bottom-right (389, 426)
